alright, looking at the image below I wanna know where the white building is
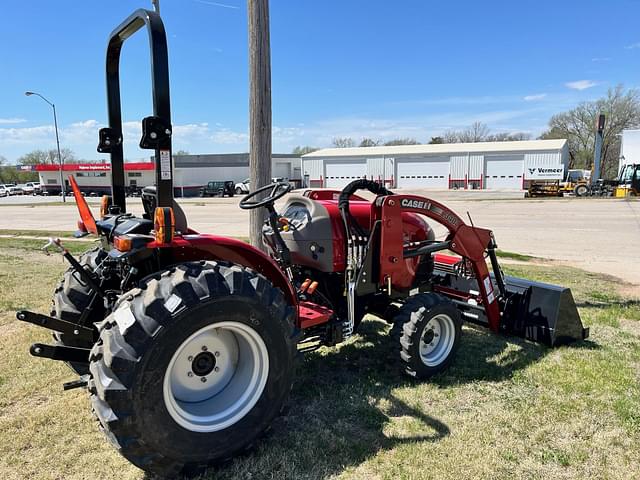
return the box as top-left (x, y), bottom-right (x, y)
top-left (302, 139), bottom-right (569, 190)
top-left (620, 129), bottom-right (640, 171)
top-left (35, 153), bottom-right (302, 196)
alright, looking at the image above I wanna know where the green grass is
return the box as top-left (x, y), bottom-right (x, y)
top-left (495, 249), bottom-right (536, 262)
top-left (0, 237), bottom-right (97, 256)
top-left (0, 201), bottom-right (75, 207)
top-left (0, 229), bottom-right (76, 238)
top-left (0, 237), bottom-right (639, 479)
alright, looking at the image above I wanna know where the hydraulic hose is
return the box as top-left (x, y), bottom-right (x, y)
top-left (338, 179), bottom-right (393, 338)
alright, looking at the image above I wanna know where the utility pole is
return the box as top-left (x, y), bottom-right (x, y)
top-left (247, 0), bottom-right (272, 249)
top-left (592, 114), bottom-right (605, 184)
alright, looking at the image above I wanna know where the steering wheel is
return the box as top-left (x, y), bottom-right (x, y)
top-left (239, 181), bottom-right (292, 210)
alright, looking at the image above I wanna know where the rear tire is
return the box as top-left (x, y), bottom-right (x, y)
top-left (51, 247), bottom-right (106, 375)
top-left (235, 187), bottom-right (243, 195)
top-left (392, 293), bottom-right (462, 379)
top-left (574, 184), bottom-right (589, 197)
top-left (89, 261), bottom-right (297, 478)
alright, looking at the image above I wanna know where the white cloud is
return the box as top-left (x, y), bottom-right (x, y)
top-left (591, 57), bottom-right (611, 62)
top-left (0, 124), bottom-right (55, 145)
top-left (1, 106), bottom-right (553, 162)
top-left (0, 117), bottom-right (27, 124)
top-left (388, 95), bottom-right (515, 107)
top-left (523, 93), bottom-right (547, 101)
top-left (193, 0), bottom-right (239, 9)
top-left (565, 80), bottom-right (598, 90)
top-left (211, 128), bottom-right (248, 145)
top-left (625, 42), bottom-right (640, 49)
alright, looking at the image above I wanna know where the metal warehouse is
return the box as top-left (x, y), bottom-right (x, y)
top-left (302, 139), bottom-right (568, 190)
top-left (35, 153), bottom-right (301, 196)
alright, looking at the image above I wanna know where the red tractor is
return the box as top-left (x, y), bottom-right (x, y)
top-left (17, 8), bottom-right (588, 478)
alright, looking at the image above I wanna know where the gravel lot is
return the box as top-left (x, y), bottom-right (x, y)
top-left (2, 190), bottom-right (638, 286)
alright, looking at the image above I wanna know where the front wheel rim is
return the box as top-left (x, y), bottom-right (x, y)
top-left (163, 321), bottom-right (269, 433)
top-left (418, 314), bottom-right (456, 367)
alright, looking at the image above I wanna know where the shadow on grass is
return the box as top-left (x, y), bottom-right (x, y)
top-left (575, 300), bottom-right (640, 309)
top-left (192, 318), bottom-right (593, 480)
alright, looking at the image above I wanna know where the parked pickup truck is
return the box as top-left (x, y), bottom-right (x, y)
top-left (199, 181), bottom-right (235, 197)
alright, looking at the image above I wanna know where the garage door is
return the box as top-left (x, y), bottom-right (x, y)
top-left (325, 160), bottom-right (366, 188)
top-left (397, 157), bottom-right (449, 188)
top-left (273, 162), bottom-right (290, 179)
top-left (484, 155), bottom-right (524, 189)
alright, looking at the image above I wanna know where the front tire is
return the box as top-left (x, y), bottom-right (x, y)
top-left (89, 261), bottom-right (296, 477)
top-left (392, 293), bottom-right (462, 379)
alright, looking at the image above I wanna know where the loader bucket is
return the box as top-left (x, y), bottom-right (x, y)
top-left (500, 275), bottom-right (589, 347)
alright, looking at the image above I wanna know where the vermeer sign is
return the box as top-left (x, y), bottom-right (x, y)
top-left (525, 165), bottom-right (565, 180)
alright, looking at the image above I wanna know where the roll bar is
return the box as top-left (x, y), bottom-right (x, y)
top-left (97, 9), bottom-right (173, 211)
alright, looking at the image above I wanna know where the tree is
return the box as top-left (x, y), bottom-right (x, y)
top-left (539, 85), bottom-right (640, 177)
top-left (438, 123), bottom-right (529, 144)
top-left (248, 0), bottom-right (272, 250)
top-left (174, 150), bottom-right (190, 156)
top-left (359, 138), bottom-right (381, 147)
top-left (292, 146), bottom-right (318, 155)
top-left (332, 137), bottom-right (355, 148)
top-left (441, 130), bottom-right (460, 144)
top-left (440, 122), bottom-right (489, 143)
top-left (429, 136), bottom-right (444, 144)
top-left (458, 121), bottom-right (490, 143)
top-left (383, 137), bottom-right (419, 146)
top-left (485, 132), bottom-right (531, 142)
top-left (0, 155), bottom-right (38, 183)
top-left (18, 148), bottom-right (76, 165)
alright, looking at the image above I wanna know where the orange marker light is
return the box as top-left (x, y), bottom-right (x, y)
top-left (154, 207), bottom-right (175, 244)
top-left (307, 281), bottom-right (319, 295)
top-left (299, 278), bottom-right (312, 293)
top-left (113, 235), bottom-right (133, 252)
top-left (100, 195), bottom-right (112, 219)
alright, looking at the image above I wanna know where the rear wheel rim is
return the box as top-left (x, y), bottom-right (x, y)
top-left (418, 313), bottom-right (456, 367)
top-left (163, 321), bottom-right (269, 432)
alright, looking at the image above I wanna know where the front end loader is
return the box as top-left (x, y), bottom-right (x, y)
top-left (17, 8), bottom-right (588, 478)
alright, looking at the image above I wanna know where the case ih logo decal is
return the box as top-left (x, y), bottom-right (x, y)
top-left (401, 198), bottom-right (427, 209)
top-left (400, 198), bottom-right (459, 226)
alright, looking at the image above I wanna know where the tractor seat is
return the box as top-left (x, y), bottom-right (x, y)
top-left (141, 186), bottom-right (188, 233)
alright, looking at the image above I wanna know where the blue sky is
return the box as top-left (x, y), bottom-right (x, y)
top-left (1, 0), bottom-right (640, 163)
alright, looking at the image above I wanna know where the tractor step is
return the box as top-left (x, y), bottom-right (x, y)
top-left (16, 310), bottom-right (94, 341)
top-left (29, 343), bottom-right (90, 364)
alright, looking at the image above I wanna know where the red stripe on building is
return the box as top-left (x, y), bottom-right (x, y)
top-left (35, 162), bottom-right (155, 171)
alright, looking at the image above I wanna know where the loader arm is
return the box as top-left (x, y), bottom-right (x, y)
top-left (376, 194), bottom-right (503, 332)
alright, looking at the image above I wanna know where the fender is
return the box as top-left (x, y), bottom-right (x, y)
top-left (152, 234), bottom-right (297, 307)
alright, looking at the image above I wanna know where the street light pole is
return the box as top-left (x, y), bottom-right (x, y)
top-left (25, 91), bottom-right (66, 202)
